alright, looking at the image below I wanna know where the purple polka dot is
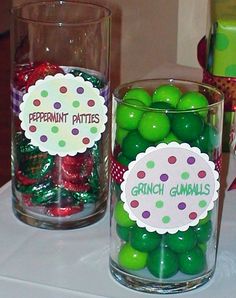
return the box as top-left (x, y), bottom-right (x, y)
top-left (160, 174), bottom-right (168, 182)
top-left (71, 128), bottom-right (79, 135)
top-left (142, 211), bottom-right (150, 219)
top-left (77, 87), bottom-right (84, 94)
top-left (178, 202), bottom-right (186, 210)
top-left (54, 102), bottom-right (61, 109)
top-left (40, 135), bottom-right (48, 142)
top-left (187, 156), bottom-right (195, 165)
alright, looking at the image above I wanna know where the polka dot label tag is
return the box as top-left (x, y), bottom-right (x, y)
top-left (19, 74), bottom-right (107, 156)
top-left (121, 142), bottom-right (220, 234)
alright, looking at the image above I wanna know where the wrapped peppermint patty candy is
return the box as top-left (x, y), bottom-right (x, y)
top-left (109, 79), bottom-right (224, 294)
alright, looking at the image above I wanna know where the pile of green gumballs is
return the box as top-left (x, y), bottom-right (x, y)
top-left (115, 84), bottom-right (219, 165)
top-left (112, 83), bottom-right (217, 279)
top-left (114, 200), bottom-right (212, 278)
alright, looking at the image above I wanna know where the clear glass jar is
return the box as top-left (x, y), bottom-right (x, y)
top-left (109, 79), bottom-right (224, 294)
top-left (11, 1), bottom-right (111, 229)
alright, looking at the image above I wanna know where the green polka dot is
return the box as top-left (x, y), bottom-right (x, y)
top-left (181, 172), bottom-right (190, 180)
top-left (156, 200), bottom-right (164, 208)
top-left (162, 216), bottom-right (170, 224)
top-left (215, 33), bottom-right (229, 51)
top-left (90, 127), bottom-right (97, 134)
top-left (51, 126), bottom-right (59, 133)
top-left (73, 101), bottom-right (80, 108)
top-left (146, 160), bottom-right (155, 169)
top-left (225, 65), bottom-right (236, 76)
top-left (199, 200), bottom-right (207, 208)
top-left (41, 90), bottom-right (48, 97)
top-left (58, 140), bottom-right (66, 147)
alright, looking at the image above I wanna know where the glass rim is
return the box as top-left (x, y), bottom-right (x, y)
top-left (11, 1), bottom-right (111, 26)
top-left (113, 78), bottom-right (224, 113)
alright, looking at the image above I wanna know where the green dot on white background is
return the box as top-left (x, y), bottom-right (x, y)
top-left (162, 216), bottom-right (170, 224)
top-left (73, 101), bottom-right (80, 108)
top-left (90, 127), bottom-right (98, 134)
top-left (58, 140), bottom-right (66, 147)
top-left (41, 90), bottom-right (48, 97)
top-left (146, 160), bottom-right (155, 169)
top-left (156, 200), bottom-right (164, 208)
top-left (181, 172), bottom-right (190, 180)
top-left (51, 126), bottom-right (59, 133)
top-left (199, 200), bottom-right (207, 208)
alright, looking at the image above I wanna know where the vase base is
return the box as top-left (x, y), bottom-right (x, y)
top-left (110, 259), bottom-right (214, 294)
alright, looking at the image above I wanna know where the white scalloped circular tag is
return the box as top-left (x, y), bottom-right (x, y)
top-left (121, 142), bottom-right (219, 234)
top-left (19, 74), bottom-right (107, 156)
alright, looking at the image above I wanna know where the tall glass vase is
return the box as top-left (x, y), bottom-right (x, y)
top-left (11, 1), bottom-right (111, 229)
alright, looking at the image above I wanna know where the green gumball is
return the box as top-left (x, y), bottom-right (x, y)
top-left (117, 153), bottom-right (132, 167)
top-left (122, 131), bottom-right (152, 160)
top-left (114, 201), bottom-right (135, 228)
top-left (171, 113), bottom-right (204, 142)
top-left (198, 211), bottom-right (212, 226)
top-left (116, 224), bottom-right (132, 242)
top-left (115, 127), bottom-right (129, 145)
top-left (191, 124), bottom-right (219, 154)
top-left (147, 247), bottom-right (178, 278)
top-left (123, 87), bottom-right (152, 107)
top-left (130, 226), bottom-right (161, 252)
top-left (177, 91), bottom-right (208, 118)
top-left (150, 101), bottom-right (174, 120)
top-left (150, 101), bottom-right (173, 110)
top-left (118, 243), bottom-right (148, 270)
top-left (194, 220), bottom-right (212, 243)
top-left (114, 183), bottom-right (121, 197)
top-left (165, 228), bottom-right (197, 253)
top-left (178, 247), bottom-right (206, 275)
top-left (138, 111), bottom-right (170, 142)
top-left (152, 84), bottom-right (182, 108)
top-left (162, 131), bottom-right (181, 144)
top-left (198, 242), bottom-right (207, 253)
top-left (116, 99), bottom-right (145, 130)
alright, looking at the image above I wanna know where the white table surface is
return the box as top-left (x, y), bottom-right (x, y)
top-left (0, 152), bottom-right (235, 298)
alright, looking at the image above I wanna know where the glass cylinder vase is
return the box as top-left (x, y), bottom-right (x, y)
top-left (11, 1), bottom-right (111, 229)
top-left (109, 79), bottom-right (224, 294)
